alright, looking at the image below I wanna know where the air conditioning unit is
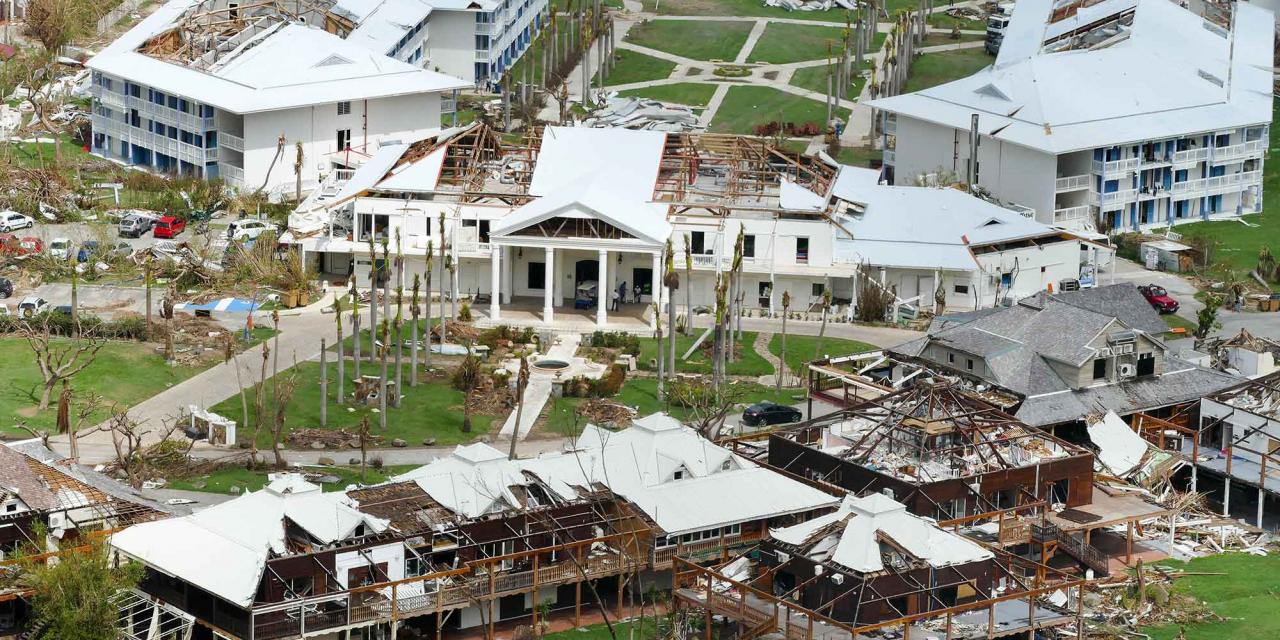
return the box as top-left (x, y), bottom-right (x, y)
top-left (1118, 363), bottom-right (1137, 378)
top-left (1097, 347), bottom-right (1112, 357)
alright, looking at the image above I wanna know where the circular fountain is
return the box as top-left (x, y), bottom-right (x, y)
top-left (531, 358), bottom-right (571, 372)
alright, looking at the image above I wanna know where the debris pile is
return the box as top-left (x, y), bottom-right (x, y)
top-left (763, 0), bottom-right (855, 10)
top-left (287, 428), bottom-right (385, 449)
top-left (583, 96), bottom-right (703, 132)
top-left (575, 398), bottom-right (637, 427)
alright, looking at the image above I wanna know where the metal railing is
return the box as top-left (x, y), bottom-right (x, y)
top-left (91, 115), bottom-right (218, 166)
top-left (1091, 189), bottom-right (1137, 206)
top-left (1054, 174), bottom-right (1090, 192)
top-left (457, 241), bottom-right (494, 255)
top-left (1169, 170), bottom-right (1262, 196)
top-left (219, 163), bottom-right (245, 187)
top-left (1091, 157), bottom-right (1140, 175)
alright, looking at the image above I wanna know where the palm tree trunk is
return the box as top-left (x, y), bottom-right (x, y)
top-left (816, 306), bottom-right (829, 359)
top-left (336, 320), bottom-right (345, 405)
top-left (668, 294), bottom-right (676, 380)
top-left (777, 316), bottom-right (787, 392)
top-left (352, 304), bottom-right (362, 378)
top-left (379, 322), bottom-right (389, 430)
top-left (684, 264), bottom-right (692, 335)
top-left (410, 308), bottom-right (419, 387)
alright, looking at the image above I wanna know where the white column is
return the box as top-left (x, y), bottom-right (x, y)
top-left (543, 247), bottom-right (554, 324)
top-left (597, 249), bottom-right (608, 327)
top-left (489, 246), bottom-right (501, 320)
top-left (650, 252), bottom-right (661, 330)
top-left (501, 246), bottom-right (512, 303)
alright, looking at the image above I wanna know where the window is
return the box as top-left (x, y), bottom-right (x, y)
top-left (811, 283), bottom-right (824, 297)
top-left (672, 469), bottom-right (685, 480)
top-left (721, 460), bottom-right (732, 471)
top-left (283, 576), bottom-right (314, 597)
top-left (527, 262), bottom-right (545, 289)
top-left (795, 237), bottom-right (809, 263)
top-left (1093, 358), bottom-right (1107, 380)
top-left (742, 234), bottom-right (755, 258)
top-left (1136, 352), bottom-right (1155, 377)
top-left (337, 129), bottom-right (352, 150)
top-left (357, 213), bottom-right (389, 242)
top-left (954, 283), bottom-right (969, 295)
top-left (405, 555), bottom-right (428, 578)
top-left (690, 231), bottom-right (707, 255)
top-left (966, 358), bottom-right (974, 371)
top-left (724, 523), bottom-right (741, 536)
top-left (337, 101), bottom-right (351, 116)
top-left (948, 352), bottom-right (955, 364)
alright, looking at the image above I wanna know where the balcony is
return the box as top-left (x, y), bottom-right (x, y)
top-left (1054, 174), bottom-right (1090, 192)
top-left (1171, 146), bottom-right (1209, 165)
top-left (457, 241), bottom-right (493, 255)
top-left (1210, 139), bottom-right (1266, 164)
top-left (474, 48), bottom-right (491, 62)
top-left (1053, 206), bottom-right (1091, 224)
top-left (883, 148), bottom-right (895, 165)
top-left (1168, 170), bottom-right (1262, 196)
top-left (220, 132), bottom-right (244, 153)
top-left (1091, 157), bottom-right (1140, 176)
top-left (219, 163), bottom-right (245, 187)
top-left (1091, 189), bottom-right (1137, 207)
top-left (92, 115), bottom-right (218, 166)
top-left (475, 21), bottom-right (496, 35)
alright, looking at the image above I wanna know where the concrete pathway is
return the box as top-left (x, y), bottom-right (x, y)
top-left (751, 331), bottom-right (787, 387)
top-left (735, 20), bottom-right (769, 64)
top-left (498, 333), bottom-right (584, 440)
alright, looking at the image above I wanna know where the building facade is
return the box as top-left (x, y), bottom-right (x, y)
top-left (869, 0), bottom-right (1272, 233)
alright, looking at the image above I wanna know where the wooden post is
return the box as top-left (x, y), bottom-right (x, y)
top-left (1126, 521), bottom-right (1134, 564)
top-left (488, 568), bottom-right (496, 640)
top-left (616, 568), bottom-right (625, 619)
top-left (320, 338), bottom-right (328, 427)
top-left (945, 612), bottom-right (953, 640)
top-left (532, 553), bottom-right (541, 630)
top-left (1258, 455), bottom-right (1267, 528)
top-left (1075, 584), bottom-right (1085, 640)
top-left (574, 546), bottom-right (583, 627)
top-left (705, 607), bottom-right (713, 640)
top-left (1225, 441), bottom-right (1233, 516)
top-left (987, 604), bottom-right (995, 639)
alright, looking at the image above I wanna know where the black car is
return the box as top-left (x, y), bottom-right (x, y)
top-left (0, 277), bottom-right (11, 299)
top-left (742, 401), bottom-right (802, 427)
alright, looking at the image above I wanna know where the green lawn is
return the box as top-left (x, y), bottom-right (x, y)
top-left (834, 145), bottom-right (881, 167)
top-left (598, 49), bottom-right (677, 85)
top-left (1162, 313), bottom-right (1197, 334)
top-left (642, 0), bottom-right (938, 19)
top-left (0, 338), bottom-right (202, 435)
top-left (166, 464), bottom-right (420, 494)
top-left (748, 23), bottom-right (850, 65)
top-left (927, 11), bottom-right (986, 31)
top-left (617, 83), bottom-right (718, 108)
top-left (921, 32), bottom-right (983, 46)
top-left (625, 19), bottom-right (755, 62)
top-left (710, 85), bottom-right (850, 134)
top-left (903, 47), bottom-right (993, 93)
top-left (1142, 554), bottom-right (1280, 640)
top-left (789, 65), bottom-right (866, 99)
top-left (207, 360), bottom-right (496, 449)
top-left (541, 395), bottom-right (587, 436)
top-left (1173, 100), bottom-right (1280, 286)
top-left (543, 619), bottom-right (661, 640)
top-left (637, 330), bottom-right (773, 377)
top-left (768, 334), bottom-right (876, 378)
top-left (7, 135), bottom-right (91, 169)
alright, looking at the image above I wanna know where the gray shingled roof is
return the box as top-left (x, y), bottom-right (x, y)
top-left (1050, 284), bottom-right (1168, 335)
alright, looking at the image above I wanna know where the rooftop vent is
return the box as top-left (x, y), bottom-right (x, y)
top-left (315, 54), bottom-right (354, 67)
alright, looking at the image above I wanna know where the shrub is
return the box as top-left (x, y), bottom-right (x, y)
top-left (478, 325), bottom-right (536, 350)
top-left (369, 456), bottom-right (384, 470)
top-left (593, 364), bottom-right (627, 397)
top-left (458, 302), bottom-right (473, 322)
top-left (590, 331), bottom-right (640, 356)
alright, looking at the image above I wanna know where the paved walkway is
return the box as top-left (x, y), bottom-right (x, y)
top-left (498, 334), bottom-right (584, 439)
top-left (752, 331), bottom-right (787, 387)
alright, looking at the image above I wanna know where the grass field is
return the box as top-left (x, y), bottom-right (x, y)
top-left (769, 333), bottom-right (876, 378)
top-left (921, 33), bottom-right (983, 46)
top-left (926, 11), bottom-right (985, 31)
top-left (598, 49), bottom-right (677, 85)
top-left (789, 65), bottom-right (866, 99)
top-left (543, 619), bottom-right (660, 640)
top-left (1171, 101), bottom-right (1280, 286)
top-left (617, 83), bottom-right (718, 107)
top-left (834, 145), bottom-right (882, 167)
top-left (616, 377), bottom-right (802, 419)
top-left (7, 135), bottom-right (92, 169)
top-left (207, 360), bottom-right (496, 449)
top-left (637, 330), bottom-right (773, 377)
top-left (748, 23), bottom-right (848, 65)
top-left (1142, 554), bottom-right (1280, 640)
top-left (0, 338), bottom-right (202, 435)
top-left (640, 0), bottom-right (938, 21)
top-left (902, 47), bottom-right (992, 93)
top-left (625, 19), bottom-right (755, 62)
top-left (710, 86), bottom-right (850, 134)
top-left (166, 464), bottom-right (420, 494)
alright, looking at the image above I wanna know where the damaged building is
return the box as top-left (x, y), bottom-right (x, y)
top-left (108, 414), bottom-right (836, 640)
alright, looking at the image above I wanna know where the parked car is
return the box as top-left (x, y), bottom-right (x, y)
top-left (153, 215), bottom-right (186, 239)
top-left (17, 296), bottom-right (49, 318)
top-left (2, 235), bottom-right (43, 256)
top-left (0, 211), bottom-right (33, 232)
top-left (118, 213), bottom-right (155, 238)
top-left (49, 237), bottom-right (72, 261)
top-left (53, 304), bottom-right (73, 316)
top-left (0, 277), bottom-right (11, 299)
top-left (1138, 284), bottom-right (1179, 314)
top-left (741, 401), bottom-right (803, 427)
top-left (227, 219), bottom-right (272, 241)
top-left (77, 240), bottom-right (102, 263)
top-left (0, 304), bottom-right (9, 316)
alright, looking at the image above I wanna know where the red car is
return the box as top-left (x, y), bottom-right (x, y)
top-left (1138, 284), bottom-right (1180, 314)
top-left (0, 234), bottom-right (41, 256)
top-left (153, 215), bottom-right (186, 239)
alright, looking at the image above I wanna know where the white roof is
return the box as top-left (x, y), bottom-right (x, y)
top-left (394, 414), bottom-right (839, 536)
top-left (771, 494), bottom-right (993, 573)
top-left (490, 127), bottom-right (672, 245)
top-left (829, 166), bottom-right (1071, 271)
top-left (339, 0), bottom-right (432, 54)
top-left (868, 0), bottom-right (1274, 153)
top-left (87, 0), bottom-right (469, 114)
top-left (110, 474), bottom-right (389, 607)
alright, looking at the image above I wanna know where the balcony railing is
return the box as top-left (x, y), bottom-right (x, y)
top-left (219, 163), bottom-right (245, 187)
top-left (1211, 139), bottom-right (1266, 163)
top-left (1053, 205), bottom-right (1091, 224)
top-left (1054, 174), bottom-right (1090, 192)
top-left (1091, 189), bottom-right (1137, 207)
top-left (883, 148), bottom-right (895, 165)
top-left (474, 48), bottom-right (491, 62)
top-left (1171, 147), bottom-right (1209, 165)
top-left (457, 241), bottom-right (493, 255)
top-left (1091, 157), bottom-right (1140, 176)
top-left (1168, 170), bottom-right (1261, 196)
top-left (91, 115), bottom-right (217, 166)
top-left (220, 132), bottom-right (244, 153)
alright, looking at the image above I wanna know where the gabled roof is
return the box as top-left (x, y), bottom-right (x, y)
top-left (489, 178), bottom-right (672, 246)
top-left (867, 0), bottom-right (1273, 153)
top-left (771, 494), bottom-right (992, 574)
top-left (111, 474), bottom-right (389, 608)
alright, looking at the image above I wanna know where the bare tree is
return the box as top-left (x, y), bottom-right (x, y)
top-left (669, 380), bottom-right (747, 441)
top-left (455, 348), bottom-right (482, 433)
top-left (425, 240), bottom-right (435, 371)
top-left (350, 282), bottom-right (362, 378)
top-left (777, 291), bottom-right (791, 391)
top-left (815, 289), bottom-right (832, 360)
top-left (358, 416), bottom-right (371, 483)
top-left (683, 233), bottom-right (693, 335)
top-left (508, 357), bottom-right (528, 460)
top-left (248, 341), bottom-right (270, 469)
top-left (664, 239), bottom-right (679, 381)
top-left (19, 317), bottom-right (105, 410)
top-left (333, 294), bottom-right (345, 404)
top-left (410, 274), bottom-right (421, 387)
top-left (270, 361), bottom-right (299, 468)
top-left (438, 213), bottom-right (448, 344)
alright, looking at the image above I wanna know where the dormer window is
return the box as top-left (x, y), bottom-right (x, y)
top-left (673, 470), bottom-right (685, 481)
top-left (721, 460), bottom-right (732, 471)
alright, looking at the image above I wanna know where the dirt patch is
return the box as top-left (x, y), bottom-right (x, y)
top-left (15, 406), bottom-right (37, 418)
top-left (576, 398), bottom-right (636, 427)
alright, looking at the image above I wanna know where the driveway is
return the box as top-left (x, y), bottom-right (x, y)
top-left (27, 282), bottom-right (151, 318)
top-left (1109, 257), bottom-right (1280, 341)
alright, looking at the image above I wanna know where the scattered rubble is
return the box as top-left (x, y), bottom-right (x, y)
top-left (287, 428), bottom-right (385, 449)
top-left (763, 0), bottom-right (855, 11)
top-left (574, 398), bottom-right (636, 427)
top-left (583, 95), bottom-right (703, 132)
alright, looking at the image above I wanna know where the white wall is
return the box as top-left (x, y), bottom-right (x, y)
top-left (242, 92), bottom-right (442, 194)
top-left (334, 542), bottom-right (405, 589)
top-left (892, 115), bottom-right (1058, 223)
top-left (427, 11), bottom-right (480, 86)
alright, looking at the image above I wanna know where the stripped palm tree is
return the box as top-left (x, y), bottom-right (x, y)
top-left (683, 233), bottom-right (693, 335)
top-left (663, 239), bottom-right (679, 381)
top-left (410, 274), bottom-right (421, 387)
top-left (777, 290), bottom-right (792, 392)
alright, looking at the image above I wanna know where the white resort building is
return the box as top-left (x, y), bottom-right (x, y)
top-left (867, 0), bottom-right (1272, 234)
top-left (286, 125), bottom-right (1108, 329)
top-left (85, 0), bottom-right (547, 194)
